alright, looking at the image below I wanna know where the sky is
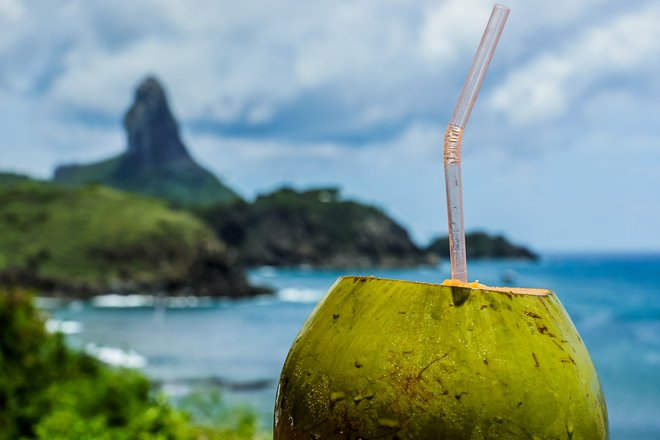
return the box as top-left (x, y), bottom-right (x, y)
top-left (1, 0), bottom-right (659, 252)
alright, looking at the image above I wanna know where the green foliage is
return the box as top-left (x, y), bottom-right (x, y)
top-left (426, 231), bottom-right (539, 260)
top-left (193, 186), bottom-right (423, 267)
top-left (0, 288), bottom-right (265, 439)
top-left (54, 154), bottom-right (241, 208)
top-left (0, 181), bottom-right (220, 294)
top-left (0, 172), bottom-right (33, 188)
top-left (33, 373), bottom-right (191, 440)
top-left (112, 166), bottom-right (242, 209)
top-left (178, 390), bottom-right (263, 440)
top-left (249, 187), bottom-right (382, 245)
top-left (52, 157), bottom-right (122, 188)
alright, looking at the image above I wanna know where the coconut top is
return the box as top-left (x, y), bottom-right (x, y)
top-left (335, 276), bottom-right (551, 296)
top-left (441, 278), bottom-right (550, 296)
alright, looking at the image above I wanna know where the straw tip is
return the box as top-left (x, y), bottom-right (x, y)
top-left (494, 4), bottom-right (510, 13)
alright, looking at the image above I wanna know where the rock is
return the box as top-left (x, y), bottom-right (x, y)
top-left (117, 77), bottom-right (195, 175)
top-left (426, 231), bottom-right (538, 260)
top-left (53, 77), bottom-right (240, 207)
top-left (196, 187), bottom-right (432, 268)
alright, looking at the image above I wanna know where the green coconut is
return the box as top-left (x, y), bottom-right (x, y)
top-left (274, 276), bottom-right (608, 439)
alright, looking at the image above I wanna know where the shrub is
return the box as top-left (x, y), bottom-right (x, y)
top-left (0, 288), bottom-right (264, 439)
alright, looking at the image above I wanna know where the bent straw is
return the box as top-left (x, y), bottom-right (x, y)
top-left (444, 4), bottom-right (509, 282)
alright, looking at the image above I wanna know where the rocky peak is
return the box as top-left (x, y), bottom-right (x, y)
top-left (53, 76), bottom-right (241, 206)
top-left (118, 76), bottom-right (193, 175)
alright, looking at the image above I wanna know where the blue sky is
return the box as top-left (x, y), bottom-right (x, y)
top-left (1, 0), bottom-right (659, 252)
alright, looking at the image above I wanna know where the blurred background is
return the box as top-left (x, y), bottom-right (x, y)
top-left (3, 0), bottom-right (660, 251)
top-left (1, 0), bottom-right (659, 439)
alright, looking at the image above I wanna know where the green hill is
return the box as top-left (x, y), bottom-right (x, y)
top-left (0, 180), bottom-right (258, 297)
top-left (53, 77), bottom-right (240, 207)
top-left (55, 153), bottom-right (237, 207)
top-left (426, 231), bottom-right (538, 260)
top-left (196, 187), bottom-right (430, 268)
top-left (0, 171), bottom-right (32, 188)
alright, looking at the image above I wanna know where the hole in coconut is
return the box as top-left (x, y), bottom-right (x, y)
top-left (339, 276), bottom-right (551, 296)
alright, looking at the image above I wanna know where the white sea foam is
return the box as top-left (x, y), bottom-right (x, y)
top-left (86, 344), bottom-right (147, 369)
top-left (277, 287), bottom-right (323, 303)
top-left (45, 319), bottom-right (82, 335)
top-left (92, 294), bottom-right (156, 308)
top-left (91, 294), bottom-right (214, 309)
top-left (165, 296), bottom-right (213, 308)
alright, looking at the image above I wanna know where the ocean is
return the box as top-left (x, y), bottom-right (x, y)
top-left (47, 254), bottom-right (660, 439)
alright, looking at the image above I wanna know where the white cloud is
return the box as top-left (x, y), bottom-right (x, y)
top-left (0, 0), bottom-right (23, 20)
top-left (490, 2), bottom-right (660, 125)
top-left (3, 0), bottom-right (460, 132)
top-left (419, 0), bottom-right (492, 63)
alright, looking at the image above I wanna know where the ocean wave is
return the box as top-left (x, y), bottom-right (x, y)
top-left (86, 344), bottom-right (147, 369)
top-left (45, 319), bottom-right (82, 335)
top-left (92, 294), bottom-right (155, 308)
top-left (91, 294), bottom-right (213, 309)
top-left (277, 287), bottom-right (323, 303)
top-left (165, 296), bottom-right (213, 308)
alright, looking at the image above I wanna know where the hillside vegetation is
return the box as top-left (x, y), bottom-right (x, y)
top-left (0, 172), bottom-right (32, 187)
top-left (0, 179), bottom-right (257, 297)
top-left (197, 187), bottom-right (430, 268)
top-left (55, 154), bottom-right (238, 209)
top-left (426, 231), bottom-right (538, 260)
top-left (0, 288), bottom-right (264, 439)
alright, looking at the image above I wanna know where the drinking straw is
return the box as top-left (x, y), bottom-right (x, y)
top-left (444, 4), bottom-right (509, 282)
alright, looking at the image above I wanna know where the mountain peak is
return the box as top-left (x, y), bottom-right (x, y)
top-left (135, 76), bottom-right (166, 101)
top-left (118, 76), bottom-right (192, 175)
top-left (53, 76), bottom-right (241, 206)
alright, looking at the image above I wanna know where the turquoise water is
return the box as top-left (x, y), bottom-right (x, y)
top-left (51, 255), bottom-right (660, 438)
